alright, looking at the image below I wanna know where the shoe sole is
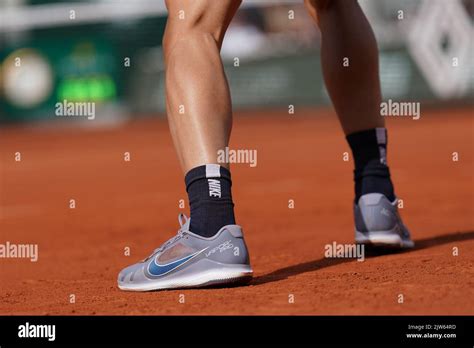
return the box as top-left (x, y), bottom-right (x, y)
top-left (118, 264), bottom-right (253, 292)
top-left (355, 231), bottom-right (414, 249)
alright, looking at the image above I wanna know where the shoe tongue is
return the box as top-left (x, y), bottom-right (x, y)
top-left (177, 213), bottom-right (191, 232)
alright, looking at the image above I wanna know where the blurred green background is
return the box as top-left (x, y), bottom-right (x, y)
top-left (0, 0), bottom-right (472, 123)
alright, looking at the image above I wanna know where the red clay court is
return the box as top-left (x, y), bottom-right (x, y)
top-left (0, 107), bottom-right (473, 315)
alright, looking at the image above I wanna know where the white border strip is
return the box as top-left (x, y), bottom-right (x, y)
top-left (205, 164), bottom-right (221, 178)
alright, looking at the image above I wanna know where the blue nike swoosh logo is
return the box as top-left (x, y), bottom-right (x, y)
top-left (147, 249), bottom-right (205, 277)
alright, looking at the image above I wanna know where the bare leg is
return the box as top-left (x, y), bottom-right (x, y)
top-left (303, 1), bottom-right (414, 251)
top-left (117, 1), bottom-right (252, 293)
top-left (163, 0), bottom-right (241, 237)
top-left (303, 1), bottom-right (413, 250)
top-left (164, 0), bottom-right (241, 173)
top-left (304, 0), bottom-right (383, 135)
top-left (305, 0), bottom-right (399, 206)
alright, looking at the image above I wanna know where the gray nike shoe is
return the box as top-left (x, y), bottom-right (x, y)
top-left (118, 214), bottom-right (253, 291)
top-left (354, 193), bottom-right (414, 249)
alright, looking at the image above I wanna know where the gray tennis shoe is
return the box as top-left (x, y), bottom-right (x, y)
top-left (118, 214), bottom-right (253, 291)
top-left (354, 193), bottom-right (414, 249)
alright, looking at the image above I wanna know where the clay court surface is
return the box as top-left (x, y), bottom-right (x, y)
top-left (0, 107), bottom-right (473, 315)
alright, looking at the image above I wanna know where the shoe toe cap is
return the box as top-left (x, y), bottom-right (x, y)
top-left (118, 262), bottom-right (144, 285)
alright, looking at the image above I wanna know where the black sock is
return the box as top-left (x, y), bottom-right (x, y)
top-left (346, 128), bottom-right (395, 203)
top-left (185, 164), bottom-right (236, 237)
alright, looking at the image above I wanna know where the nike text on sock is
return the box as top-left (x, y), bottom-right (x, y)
top-left (184, 164), bottom-right (236, 237)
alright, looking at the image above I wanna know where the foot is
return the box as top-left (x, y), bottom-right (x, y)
top-left (354, 193), bottom-right (414, 249)
top-left (118, 214), bottom-right (253, 291)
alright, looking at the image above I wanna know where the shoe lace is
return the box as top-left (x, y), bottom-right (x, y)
top-left (143, 214), bottom-right (190, 261)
